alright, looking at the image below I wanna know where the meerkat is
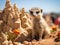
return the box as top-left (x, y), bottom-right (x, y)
top-left (29, 7), bottom-right (51, 40)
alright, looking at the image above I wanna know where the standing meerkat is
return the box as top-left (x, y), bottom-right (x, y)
top-left (29, 7), bottom-right (51, 40)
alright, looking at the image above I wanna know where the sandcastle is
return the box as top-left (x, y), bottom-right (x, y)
top-left (0, 0), bottom-right (32, 45)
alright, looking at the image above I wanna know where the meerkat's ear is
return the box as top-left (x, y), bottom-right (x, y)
top-left (40, 9), bottom-right (43, 18)
top-left (41, 9), bottom-right (43, 13)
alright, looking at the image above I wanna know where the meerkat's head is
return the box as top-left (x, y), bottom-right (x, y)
top-left (29, 7), bottom-right (43, 19)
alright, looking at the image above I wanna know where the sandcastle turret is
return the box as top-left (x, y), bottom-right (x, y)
top-left (20, 8), bottom-right (32, 29)
top-left (5, 0), bottom-right (12, 8)
top-left (4, 0), bottom-right (13, 15)
top-left (13, 4), bottom-right (19, 12)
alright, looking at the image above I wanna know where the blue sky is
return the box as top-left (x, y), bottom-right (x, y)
top-left (0, 0), bottom-right (60, 13)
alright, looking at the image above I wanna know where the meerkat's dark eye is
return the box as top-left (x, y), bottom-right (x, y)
top-left (36, 11), bottom-right (40, 14)
top-left (30, 11), bottom-right (33, 14)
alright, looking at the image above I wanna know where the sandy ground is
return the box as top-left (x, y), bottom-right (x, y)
top-left (22, 38), bottom-right (60, 45)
